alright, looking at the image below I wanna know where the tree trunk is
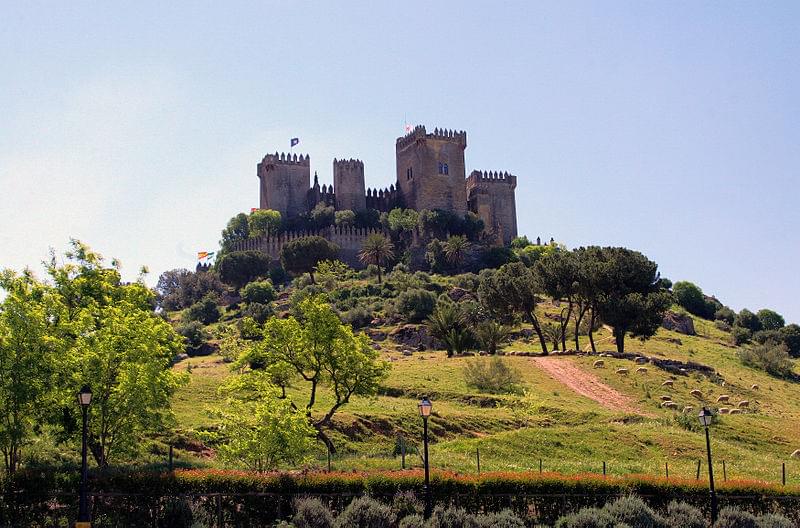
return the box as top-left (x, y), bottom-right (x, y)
top-left (528, 312), bottom-right (549, 355)
top-left (574, 304), bottom-right (587, 351)
top-left (614, 329), bottom-right (625, 354)
top-left (588, 308), bottom-right (597, 353)
top-left (377, 265), bottom-right (382, 284)
top-left (560, 301), bottom-right (573, 351)
top-left (317, 428), bottom-right (336, 455)
top-left (308, 270), bottom-right (316, 284)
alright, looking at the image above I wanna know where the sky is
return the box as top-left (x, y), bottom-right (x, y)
top-left (1, 1), bottom-right (799, 322)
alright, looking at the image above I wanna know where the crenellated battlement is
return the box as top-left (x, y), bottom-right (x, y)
top-left (396, 125), bottom-right (467, 149)
top-left (261, 152), bottom-right (311, 167)
top-left (333, 158), bottom-right (364, 169)
top-left (466, 170), bottom-right (517, 188)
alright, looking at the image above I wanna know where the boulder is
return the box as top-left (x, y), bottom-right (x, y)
top-left (389, 324), bottom-right (440, 351)
top-left (447, 287), bottom-right (476, 303)
top-left (661, 311), bottom-right (696, 335)
top-left (366, 329), bottom-right (387, 342)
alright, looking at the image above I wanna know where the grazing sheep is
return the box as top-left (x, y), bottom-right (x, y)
top-left (751, 384), bottom-right (759, 391)
top-left (738, 400), bottom-right (750, 408)
top-left (661, 380), bottom-right (674, 387)
top-left (660, 395), bottom-right (673, 401)
top-left (683, 406), bottom-right (694, 414)
top-left (729, 409), bottom-right (742, 415)
top-left (791, 449), bottom-right (800, 459)
top-left (661, 401), bottom-right (678, 409)
top-left (690, 389), bottom-right (703, 399)
top-left (593, 360), bottom-right (605, 368)
top-left (635, 357), bottom-right (647, 364)
top-left (718, 408), bottom-right (730, 414)
top-left (616, 368), bottom-right (629, 375)
top-left (636, 367), bottom-right (648, 374)
top-left (717, 395), bottom-right (730, 403)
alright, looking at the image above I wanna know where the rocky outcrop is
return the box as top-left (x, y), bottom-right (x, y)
top-left (662, 311), bottom-right (696, 335)
top-left (389, 324), bottom-right (441, 351)
top-left (447, 287), bottom-right (476, 303)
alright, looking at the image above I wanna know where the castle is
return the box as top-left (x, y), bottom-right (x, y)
top-left (256, 126), bottom-right (517, 244)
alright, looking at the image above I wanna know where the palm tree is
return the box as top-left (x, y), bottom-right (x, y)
top-left (475, 320), bottom-right (511, 355)
top-left (358, 234), bottom-right (394, 283)
top-left (426, 304), bottom-right (463, 357)
top-left (444, 235), bottom-right (470, 270)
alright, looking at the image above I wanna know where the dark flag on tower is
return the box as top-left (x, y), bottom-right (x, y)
top-left (290, 137), bottom-right (299, 147)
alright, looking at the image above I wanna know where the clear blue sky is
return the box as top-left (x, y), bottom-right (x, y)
top-left (1, 2), bottom-right (798, 322)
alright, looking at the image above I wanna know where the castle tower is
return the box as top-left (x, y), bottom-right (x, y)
top-left (257, 152), bottom-right (311, 218)
top-left (333, 158), bottom-right (366, 211)
top-left (395, 126), bottom-right (467, 214)
top-left (466, 170), bottom-right (518, 245)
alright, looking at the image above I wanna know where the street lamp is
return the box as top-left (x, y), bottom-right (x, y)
top-left (77, 385), bottom-right (93, 528)
top-left (418, 396), bottom-right (432, 519)
top-left (698, 407), bottom-right (717, 525)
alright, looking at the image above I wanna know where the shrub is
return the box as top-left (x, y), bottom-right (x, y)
top-left (218, 250), bottom-right (271, 289)
top-left (715, 306), bottom-right (736, 325)
top-left (157, 268), bottom-right (226, 311)
top-left (335, 210), bottom-right (356, 227)
top-left (735, 309), bottom-right (762, 333)
top-left (292, 497), bottom-right (334, 528)
top-left (398, 515), bottom-right (424, 528)
top-left (673, 281), bottom-right (711, 319)
top-left (158, 497), bottom-right (194, 528)
top-left (426, 505), bottom-right (480, 528)
top-left (474, 509), bottom-right (526, 528)
top-left (715, 320), bottom-right (732, 332)
top-left (241, 302), bottom-right (274, 324)
top-left (731, 326), bottom-right (752, 346)
top-left (781, 323), bottom-right (800, 357)
top-left (270, 265), bottom-right (290, 286)
top-left (463, 357), bottom-right (522, 394)
top-left (176, 320), bottom-right (209, 356)
top-left (756, 513), bottom-right (794, 528)
top-left (183, 293), bottom-right (221, 325)
top-left (738, 341), bottom-right (794, 377)
top-left (752, 330), bottom-right (782, 345)
top-left (602, 495), bottom-right (666, 528)
top-left (756, 309), bottom-right (785, 331)
top-left (555, 507), bottom-right (615, 528)
top-left (666, 501), bottom-right (705, 528)
top-left (475, 321), bottom-right (511, 355)
top-left (340, 306), bottom-right (373, 329)
top-left (241, 280), bottom-right (275, 304)
top-left (333, 495), bottom-right (395, 528)
top-left (714, 507), bottom-right (758, 528)
top-left (390, 490), bottom-right (423, 519)
top-left (393, 289), bottom-right (437, 323)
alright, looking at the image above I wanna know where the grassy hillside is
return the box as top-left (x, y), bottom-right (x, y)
top-left (168, 275), bottom-right (800, 485)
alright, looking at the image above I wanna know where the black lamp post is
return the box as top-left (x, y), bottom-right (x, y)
top-left (418, 396), bottom-right (432, 519)
top-left (698, 407), bottom-right (717, 525)
top-left (77, 385), bottom-right (93, 527)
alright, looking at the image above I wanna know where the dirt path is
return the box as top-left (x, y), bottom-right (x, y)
top-left (532, 356), bottom-right (653, 417)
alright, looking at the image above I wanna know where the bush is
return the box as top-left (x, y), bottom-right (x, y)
top-left (270, 266), bottom-right (290, 286)
top-left (666, 501), bottom-right (705, 528)
top-left (335, 210), bottom-right (356, 227)
top-left (157, 268), bottom-right (225, 311)
top-left (333, 496), bottom-right (395, 528)
top-left (735, 309), bottom-right (762, 333)
top-left (340, 306), bottom-right (373, 329)
top-left (752, 330), bottom-right (782, 345)
top-left (241, 280), bottom-right (275, 304)
top-left (756, 309), bottom-right (785, 331)
top-left (176, 321), bottom-right (209, 356)
top-left (474, 509), bottom-right (526, 528)
top-left (157, 497), bottom-right (194, 528)
top-left (756, 513), bottom-right (794, 528)
top-left (715, 306), bottom-right (736, 325)
top-left (555, 507), bottom-right (615, 528)
top-left (731, 326), bottom-right (752, 346)
top-left (463, 357), bottom-right (522, 394)
top-left (426, 505), bottom-right (480, 528)
top-left (673, 281), bottom-right (711, 319)
top-left (393, 289), bottom-right (437, 323)
top-left (292, 497), bottom-right (334, 528)
top-left (781, 323), bottom-right (800, 357)
top-left (398, 515), bottom-right (424, 528)
top-left (714, 507), bottom-right (758, 528)
top-left (603, 495), bottom-right (666, 528)
top-left (183, 293), bottom-right (221, 325)
top-left (241, 302), bottom-right (274, 324)
top-left (218, 250), bottom-right (271, 289)
top-left (738, 341), bottom-right (794, 377)
top-left (391, 490), bottom-right (422, 519)
top-left (715, 320), bottom-right (732, 332)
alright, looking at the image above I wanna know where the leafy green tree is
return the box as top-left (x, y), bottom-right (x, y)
top-left (474, 320), bottom-right (511, 355)
top-left (731, 326), bottom-right (752, 345)
top-left (461, 212), bottom-right (485, 241)
top-left (426, 304), bottom-right (466, 357)
top-left (218, 250), bottom-right (271, 289)
top-left (756, 309), bottom-right (785, 331)
top-left (358, 234), bottom-right (395, 283)
top-left (478, 262), bottom-right (549, 354)
top-left (0, 271), bottom-right (62, 473)
top-left (780, 324), bottom-right (800, 357)
top-left (208, 372), bottom-right (315, 471)
top-left (156, 268), bottom-right (224, 311)
top-left (593, 247), bottom-right (673, 354)
top-left (241, 280), bottom-right (276, 305)
top-left (184, 293), bottom-right (221, 325)
top-left (535, 251), bottom-right (579, 350)
top-left (236, 297), bottom-right (389, 452)
top-left (393, 289), bottom-right (436, 323)
top-left (219, 213), bottom-right (250, 256)
top-left (334, 209), bottom-right (356, 227)
top-left (310, 203), bottom-right (335, 229)
top-left (735, 309), bottom-right (762, 333)
top-left (715, 306), bottom-right (736, 325)
top-left (387, 208), bottom-right (420, 233)
top-left (510, 236), bottom-right (532, 249)
top-left (444, 235), bottom-right (470, 270)
top-left (672, 281), bottom-right (708, 318)
top-left (280, 236), bottom-right (340, 284)
top-left (354, 208), bottom-right (381, 229)
top-left (514, 242), bottom-right (561, 267)
top-left (176, 320), bottom-right (210, 356)
top-left (425, 239), bottom-right (449, 274)
top-left (248, 209), bottom-right (282, 237)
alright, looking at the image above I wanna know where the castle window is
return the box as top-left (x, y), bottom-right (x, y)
top-left (407, 167), bottom-right (413, 180)
top-left (438, 162), bottom-right (443, 174)
top-left (443, 163), bottom-right (449, 175)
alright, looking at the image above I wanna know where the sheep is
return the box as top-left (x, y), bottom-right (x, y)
top-left (635, 357), bottom-right (647, 365)
top-left (661, 401), bottom-right (678, 409)
top-left (751, 384), bottom-right (759, 391)
top-left (717, 395), bottom-right (730, 403)
top-left (690, 389), bottom-right (703, 399)
top-left (660, 395), bottom-right (673, 401)
top-left (791, 449), bottom-right (800, 459)
top-left (738, 400), bottom-right (750, 408)
top-left (616, 368), bottom-right (629, 375)
top-left (593, 360), bottom-right (605, 368)
top-left (683, 406), bottom-right (694, 414)
top-left (636, 367), bottom-right (648, 374)
top-left (729, 409), bottom-right (742, 415)
top-left (661, 380), bottom-right (674, 387)
top-left (718, 407), bottom-right (730, 414)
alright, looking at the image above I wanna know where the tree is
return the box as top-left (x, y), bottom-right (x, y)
top-left (334, 210), bottom-right (356, 227)
top-left (44, 241), bottom-right (186, 466)
top-left (426, 304), bottom-right (466, 357)
top-left (218, 250), bottom-right (271, 290)
top-left (672, 281), bottom-right (708, 318)
top-left (184, 293), bottom-right (221, 325)
top-left (208, 372), bottom-right (315, 471)
top-left (310, 203), bottom-right (335, 229)
top-left (780, 324), bottom-right (800, 357)
top-left (386, 208), bottom-right (420, 233)
top-left (156, 268), bottom-right (224, 311)
top-left (0, 271), bottom-right (61, 473)
top-left (354, 208), bottom-right (381, 229)
top-left (475, 321), bottom-right (511, 355)
top-left (715, 306), bottom-right (736, 325)
top-left (478, 262), bottom-right (549, 354)
top-left (220, 213), bottom-right (250, 255)
top-left (444, 235), bottom-right (470, 270)
top-left (593, 248), bottom-right (672, 354)
top-left (735, 309), bottom-right (762, 333)
top-left (280, 236), bottom-right (340, 284)
top-left (756, 309), bottom-right (785, 331)
top-left (358, 234), bottom-right (395, 283)
top-left (248, 209), bottom-right (282, 237)
top-left (393, 289), bottom-right (436, 323)
top-left (241, 280), bottom-right (276, 305)
top-left (235, 297), bottom-right (389, 452)
top-left (535, 251), bottom-right (579, 350)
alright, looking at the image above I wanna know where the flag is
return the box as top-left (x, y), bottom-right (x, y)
top-left (251, 207), bottom-right (259, 213)
top-left (290, 137), bottom-right (299, 147)
top-left (197, 252), bottom-right (209, 260)
top-left (404, 123), bottom-right (413, 133)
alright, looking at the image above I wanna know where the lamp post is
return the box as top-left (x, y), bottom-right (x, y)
top-left (418, 396), bottom-right (432, 519)
top-left (698, 407), bottom-right (717, 525)
top-left (77, 385), bottom-right (93, 528)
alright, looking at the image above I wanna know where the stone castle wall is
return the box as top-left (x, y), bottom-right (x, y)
top-left (466, 170), bottom-right (518, 245)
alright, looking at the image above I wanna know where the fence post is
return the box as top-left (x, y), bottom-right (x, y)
top-left (782, 462), bottom-right (786, 485)
top-left (476, 447), bottom-right (481, 475)
top-left (216, 494), bottom-right (223, 528)
top-left (401, 435), bottom-right (406, 470)
top-left (327, 444), bottom-right (332, 472)
top-left (539, 458), bottom-right (542, 474)
top-left (696, 459), bottom-right (701, 480)
top-left (602, 461), bottom-right (606, 477)
top-left (665, 462), bottom-right (669, 479)
top-left (723, 460), bottom-right (727, 482)
top-left (168, 444), bottom-right (173, 471)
